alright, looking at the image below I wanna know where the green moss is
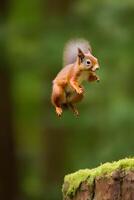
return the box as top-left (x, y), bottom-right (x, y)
top-left (63, 158), bottom-right (134, 197)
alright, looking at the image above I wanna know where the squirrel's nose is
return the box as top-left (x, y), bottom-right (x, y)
top-left (95, 64), bottom-right (100, 70)
top-left (92, 64), bottom-right (99, 71)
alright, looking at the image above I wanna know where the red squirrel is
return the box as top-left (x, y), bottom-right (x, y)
top-left (51, 39), bottom-right (100, 117)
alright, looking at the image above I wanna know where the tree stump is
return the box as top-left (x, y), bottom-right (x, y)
top-left (62, 158), bottom-right (134, 200)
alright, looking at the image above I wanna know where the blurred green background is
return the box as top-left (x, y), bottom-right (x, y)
top-left (0, 0), bottom-right (134, 199)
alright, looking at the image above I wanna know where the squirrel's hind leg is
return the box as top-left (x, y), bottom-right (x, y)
top-left (66, 92), bottom-right (84, 116)
top-left (68, 103), bottom-right (79, 116)
top-left (51, 84), bottom-right (66, 117)
top-left (67, 92), bottom-right (84, 104)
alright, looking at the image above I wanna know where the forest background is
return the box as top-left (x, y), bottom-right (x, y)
top-left (0, 0), bottom-right (134, 200)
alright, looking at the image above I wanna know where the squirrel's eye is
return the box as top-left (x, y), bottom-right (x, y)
top-left (86, 60), bottom-right (91, 65)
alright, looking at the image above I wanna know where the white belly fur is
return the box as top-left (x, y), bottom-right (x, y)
top-left (65, 71), bottom-right (89, 94)
top-left (77, 71), bottom-right (89, 84)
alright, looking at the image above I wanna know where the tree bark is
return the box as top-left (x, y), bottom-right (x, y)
top-left (0, 0), bottom-right (19, 199)
top-left (63, 169), bottom-right (134, 200)
top-left (0, 68), bottom-right (19, 200)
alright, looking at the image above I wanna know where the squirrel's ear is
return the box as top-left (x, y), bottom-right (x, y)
top-left (78, 48), bottom-right (85, 62)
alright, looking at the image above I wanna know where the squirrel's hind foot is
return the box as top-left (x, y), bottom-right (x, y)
top-left (68, 103), bottom-right (79, 117)
top-left (56, 107), bottom-right (63, 117)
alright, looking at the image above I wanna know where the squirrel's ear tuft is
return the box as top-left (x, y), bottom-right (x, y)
top-left (78, 48), bottom-right (85, 61)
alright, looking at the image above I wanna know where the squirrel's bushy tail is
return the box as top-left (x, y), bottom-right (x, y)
top-left (63, 38), bottom-right (92, 66)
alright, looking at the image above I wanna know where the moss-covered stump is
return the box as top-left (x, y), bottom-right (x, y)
top-left (62, 158), bottom-right (134, 200)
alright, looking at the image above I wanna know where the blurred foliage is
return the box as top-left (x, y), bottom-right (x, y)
top-left (1, 0), bottom-right (134, 199)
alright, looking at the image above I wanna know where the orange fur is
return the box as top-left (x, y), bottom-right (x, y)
top-left (51, 39), bottom-right (100, 117)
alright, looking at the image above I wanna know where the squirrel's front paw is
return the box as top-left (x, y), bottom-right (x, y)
top-left (76, 87), bottom-right (83, 94)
